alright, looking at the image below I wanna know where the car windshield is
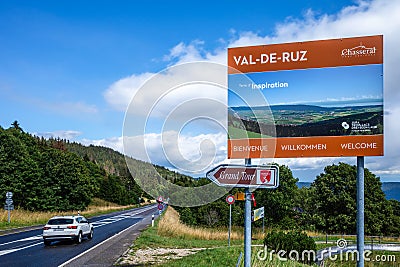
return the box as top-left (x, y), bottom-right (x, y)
top-left (47, 218), bottom-right (74, 225)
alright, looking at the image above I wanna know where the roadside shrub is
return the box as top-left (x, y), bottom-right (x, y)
top-left (264, 230), bottom-right (316, 264)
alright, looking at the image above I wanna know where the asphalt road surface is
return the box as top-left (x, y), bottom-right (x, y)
top-left (0, 204), bottom-right (159, 267)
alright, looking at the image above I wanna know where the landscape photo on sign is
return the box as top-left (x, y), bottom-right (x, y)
top-left (228, 64), bottom-right (383, 139)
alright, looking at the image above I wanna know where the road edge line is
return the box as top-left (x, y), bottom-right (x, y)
top-left (58, 205), bottom-right (156, 267)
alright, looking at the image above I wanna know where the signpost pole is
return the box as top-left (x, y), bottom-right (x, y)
top-left (244, 187), bottom-right (251, 267)
top-left (228, 203), bottom-right (232, 247)
top-left (244, 158), bottom-right (252, 267)
top-left (206, 162), bottom-right (278, 267)
top-left (7, 209), bottom-right (10, 224)
top-left (357, 156), bottom-right (365, 267)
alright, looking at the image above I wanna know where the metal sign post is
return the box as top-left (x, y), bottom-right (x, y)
top-left (244, 158), bottom-right (252, 267)
top-left (244, 187), bottom-right (252, 267)
top-left (357, 156), bottom-right (365, 267)
top-left (206, 160), bottom-right (279, 267)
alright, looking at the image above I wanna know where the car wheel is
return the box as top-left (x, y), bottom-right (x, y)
top-left (44, 239), bottom-right (51, 246)
top-left (88, 228), bottom-right (93, 240)
top-left (76, 232), bottom-right (82, 244)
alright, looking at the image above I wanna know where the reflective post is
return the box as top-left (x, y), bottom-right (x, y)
top-left (228, 203), bottom-right (232, 247)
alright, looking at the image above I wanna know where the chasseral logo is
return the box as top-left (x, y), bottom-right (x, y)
top-left (342, 122), bottom-right (350, 130)
top-left (341, 44), bottom-right (376, 57)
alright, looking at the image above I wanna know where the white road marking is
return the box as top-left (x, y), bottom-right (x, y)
top-left (59, 205), bottom-right (156, 267)
top-left (0, 205), bottom-right (156, 258)
top-left (91, 205), bottom-right (154, 228)
top-left (0, 235), bottom-right (43, 247)
top-left (0, 242), bottom-right (42, 256)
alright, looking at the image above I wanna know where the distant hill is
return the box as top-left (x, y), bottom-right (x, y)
top-left (382, 182), bottom-right (400, 201)
top-left (297, 182), bottom-right (312, 189)
top-left (65, 141), bottom-right (203, 190)
top-left (297, 182), bottom-right (400, 201)
top-left (231, 104), bottom-right (382, 112)
top-left (0, 122), bottom-right (202, 211)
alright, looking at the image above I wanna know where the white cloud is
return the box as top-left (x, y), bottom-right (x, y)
top-left (101, 0), bottom-right (400, 180)
top-left (78, 131), bottom-right (226, 177)
top-left (123, 131), bottom-right (226, 176)
top-left (163, 40), bottom-right (207, 64)
top-left (80, 136), bottom-right (124, 154)
top-left (103, 72), bottom-right (154, 112)
top-left (34, 130), bottom-right (82, 140)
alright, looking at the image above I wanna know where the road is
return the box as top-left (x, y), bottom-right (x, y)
top-left (0, 204), bottom-right (158, 267)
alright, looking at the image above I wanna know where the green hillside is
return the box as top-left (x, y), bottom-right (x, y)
top-left (0, 121), bottom-right (198, 211)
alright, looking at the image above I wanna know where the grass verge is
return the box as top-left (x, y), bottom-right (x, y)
top-left (123, 206), bottom-right (311, 267)
top-left (124, 207), bottom-right (400, 266)
top-left (0, 198), bottom-right (136, 230)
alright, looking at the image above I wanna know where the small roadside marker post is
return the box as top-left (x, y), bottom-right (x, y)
top-left (5, 192), bottom-right (13, 224)
top-left (226, 195), bottom-right (235, 247)
top-left (152, 214), bottom-right (155, 227)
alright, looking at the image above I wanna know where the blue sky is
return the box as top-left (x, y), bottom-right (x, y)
top-left (229, 64), bottom-right (383, 107)
top-left (1, 0), bottom-right (400, 182)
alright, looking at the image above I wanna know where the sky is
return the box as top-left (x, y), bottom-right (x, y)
top-left (229, 64), bottom-right (383, 107)
top-left (1, 0), bottom-right (400, 182)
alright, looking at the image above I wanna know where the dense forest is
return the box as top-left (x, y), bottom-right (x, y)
top-left (175, 163), bottom-right (400, 237)
top-left (0, 121), bottom-right (196, 211)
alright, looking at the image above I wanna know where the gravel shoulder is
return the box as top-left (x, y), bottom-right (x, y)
top-left (117, 247), bottom-right (206, 266)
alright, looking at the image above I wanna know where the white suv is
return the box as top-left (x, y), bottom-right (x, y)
top-left (43, 215), bottom-right (94, 246)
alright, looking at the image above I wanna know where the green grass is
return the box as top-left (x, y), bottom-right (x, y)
top-left (134, 219), bottom-right (244, 249)
top-left (131, 216), bottom-right (310, 267)
top-left (130, 209), bottom-right (399, 266)
top-left (158, 246), bottom-right (243, 267)
top-left (160, 245), bottom-right (314, 267)
top-left (133, 222), bottom-right (400, 266)
top-left (228, 125), bottom-right (271, 139)
top-left (0, 198), bottom-right (140, 231)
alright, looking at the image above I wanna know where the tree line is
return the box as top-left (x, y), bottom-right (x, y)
top-left (174, 164), bottom-right (400, 237)
top-left (0, 121), bottom-right (200, 211)
top-left (0, 122), bottom-right (143, 210)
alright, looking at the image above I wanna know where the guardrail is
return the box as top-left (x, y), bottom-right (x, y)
top-left (313, 234), bottom-right (400, 245)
